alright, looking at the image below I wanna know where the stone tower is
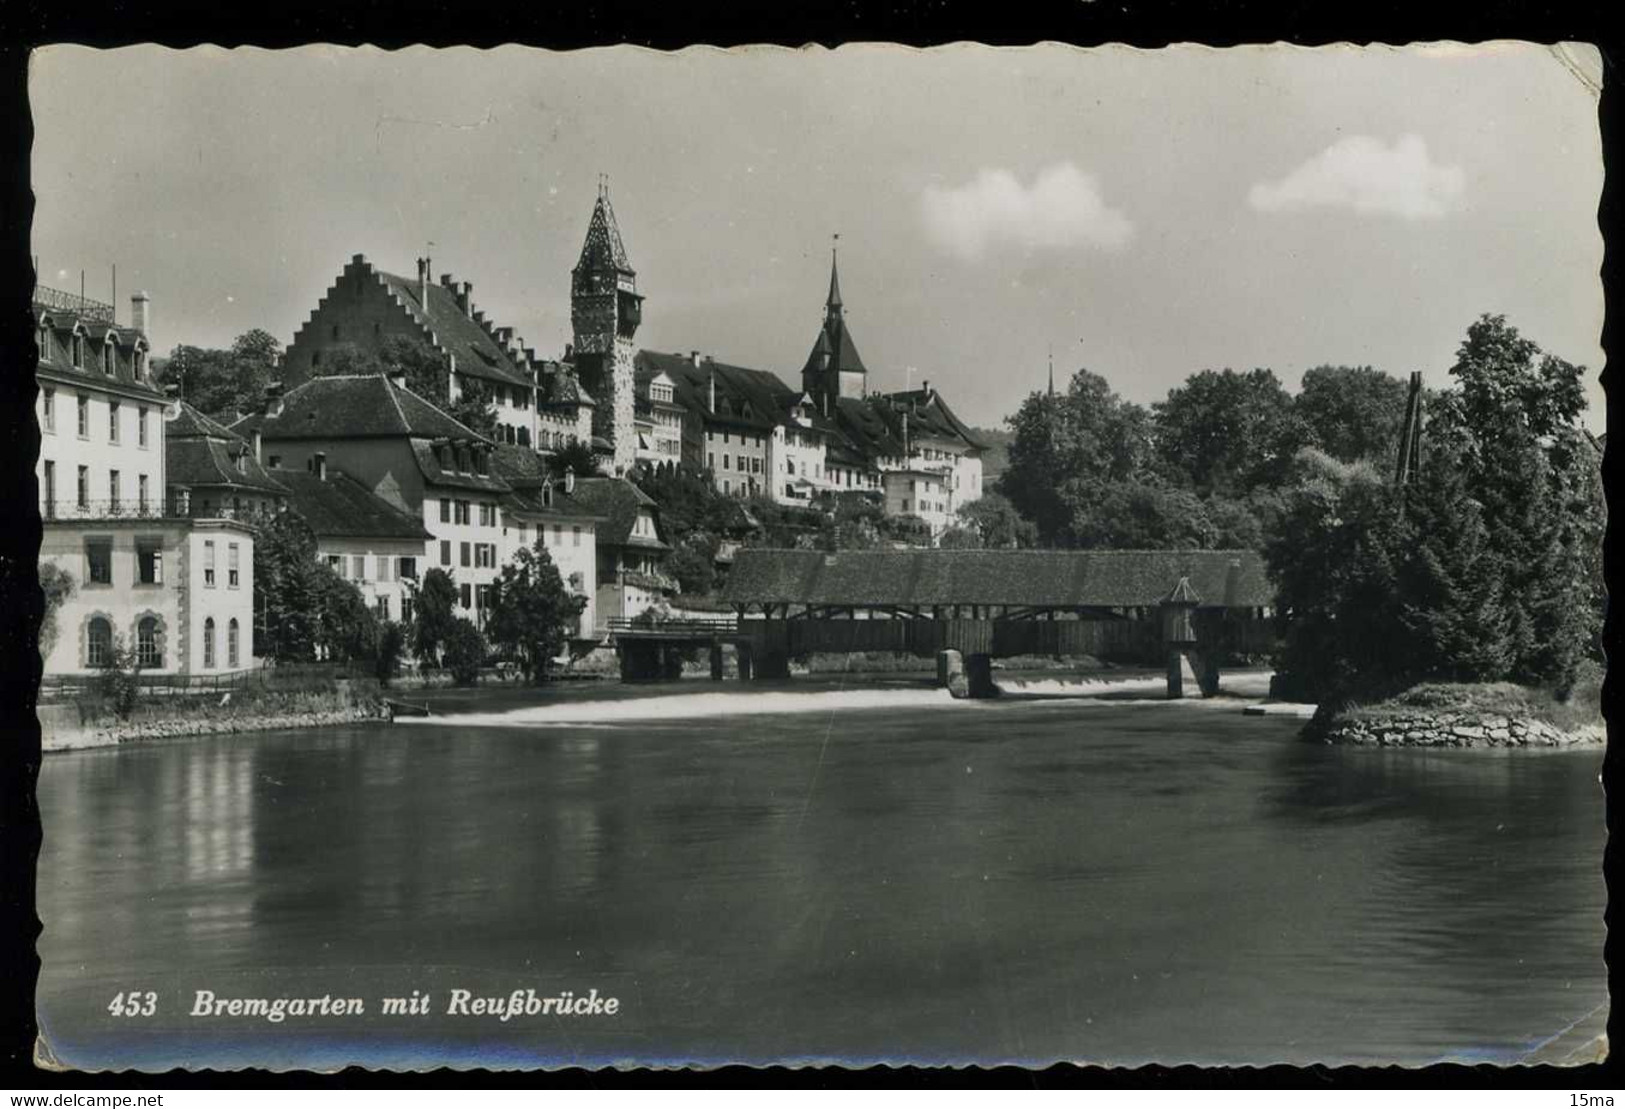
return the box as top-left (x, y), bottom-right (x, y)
top-left (800, 245), bottom-right (868, 416)
top-left (571, 183), bottom-right (642, 474)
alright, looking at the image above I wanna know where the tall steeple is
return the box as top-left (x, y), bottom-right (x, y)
top-left (570, 179), bottom-right (642, 474)
top-left (801, 235), bottom-right (868, 411)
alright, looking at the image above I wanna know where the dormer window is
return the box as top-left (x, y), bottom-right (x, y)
top-left (235, 453), bottom-right (246, 475)
top-left (36, 318), bottom-right (49, 360)
top-left (71, 333), bottom-right (84, 368)
top-left (542, 482), bottom-right (553, 508)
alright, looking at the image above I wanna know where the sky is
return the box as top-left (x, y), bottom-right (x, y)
top-left (29, 42), bottom-right (1605, 429)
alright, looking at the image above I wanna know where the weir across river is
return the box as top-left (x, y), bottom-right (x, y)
top-left (613, 548), bottom-right (1279, 698)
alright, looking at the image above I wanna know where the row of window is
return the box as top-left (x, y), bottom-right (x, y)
top-left (325, 553), bottom-right (419, 583)
top-left (708, 453), bottom-right (765, 475)
top-left (38, 322), bottom-right (150, 380)
top-left (41, 389), bottom-right (151, 447)
top-left (40, 462), bottom-right (153, 517)
top-left (706, 430), bottom-right (766, 448)
top-left (82, 614), bottom-right (239, 670)
top-left (83, 538), bottom-right (235, 590)
top-left (437, 540), bottom-right (505, 568)
top-left (439, 498), bottom-right (500, 527)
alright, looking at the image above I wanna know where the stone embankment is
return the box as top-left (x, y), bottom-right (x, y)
top-left (1312, 711), bottom-right (1603, 748)
top-left (41, 704), bottom-right (387, 752)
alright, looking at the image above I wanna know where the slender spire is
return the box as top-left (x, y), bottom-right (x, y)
top-left (826, 233), bottom-right (843, 313)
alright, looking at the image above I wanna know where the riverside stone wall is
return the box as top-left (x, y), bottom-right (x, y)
top-left (42, 705), bottom-right (387, 753)
top-left (1313, 710), bottom-right (1603, 748)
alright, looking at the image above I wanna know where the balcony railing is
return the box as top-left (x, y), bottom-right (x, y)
top-left (33, 285), bottom-right (116, 323)
top-left (41, 499), bottom-right (274, 523)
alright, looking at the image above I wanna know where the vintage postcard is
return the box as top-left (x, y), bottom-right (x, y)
top-left (27, 42), bottom-right (1606, 1071)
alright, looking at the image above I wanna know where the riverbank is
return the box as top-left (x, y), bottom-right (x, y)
top-left (40, 679), bottom-right (388, 753)
top-left (1307, 681), bottom-right (1604, 749)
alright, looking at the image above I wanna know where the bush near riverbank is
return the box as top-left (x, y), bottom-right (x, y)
top-left (1307, 677), bottom-right (1603, 748)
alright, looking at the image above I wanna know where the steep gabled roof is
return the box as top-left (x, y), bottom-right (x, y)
top-left (567, 476), bottom-right (669, 551)
top-left (723, 549), bottom-right (1273, 609)
top-left (875, 389), bottom-right (988, 452)
top-left (165, 400), bottom-right (289, 494)
top-left (239, 374), bottom-right (493, 444)
top-left (374, 270), bottom-right (533, 390)
top-left (270, 468), bottom-right (434, 541)
top-left (636, 350), bottom-right (796, 433)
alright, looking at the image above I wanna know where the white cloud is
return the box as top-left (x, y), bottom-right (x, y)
top-left (1249, 134), bottom-right (1465, 219)
top-left (921, 163), bottom-right (1133, 259)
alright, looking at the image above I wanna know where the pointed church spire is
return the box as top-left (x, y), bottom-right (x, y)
top-left (826, 234), bottom-right (843, 314)
top-left (575, 178), bottom-right (634, 278)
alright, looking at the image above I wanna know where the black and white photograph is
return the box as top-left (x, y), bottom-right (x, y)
top-left (19, 41), bottom-right (1608, 1071)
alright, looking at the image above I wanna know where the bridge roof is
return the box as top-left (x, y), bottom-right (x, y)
top-left (723, 548), bottom-right (1273, 609)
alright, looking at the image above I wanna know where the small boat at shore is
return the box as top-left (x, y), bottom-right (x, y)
top-left (384, 699), bottom-right (432, 719)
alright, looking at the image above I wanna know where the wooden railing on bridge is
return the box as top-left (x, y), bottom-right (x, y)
top-left (606, 616), bottom-right (740, 638)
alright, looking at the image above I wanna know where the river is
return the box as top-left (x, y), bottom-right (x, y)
top-left (33, 677), bottom-right (1606, 1070)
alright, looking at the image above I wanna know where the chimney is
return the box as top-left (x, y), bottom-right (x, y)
top-left (314, 452), bottom-right (327, 481)
top-left (263, 382), bottom-right (284, 417)
top-left (459, 282), bottom-right (473, 318)
top-left (251, 429), bottom-right (262, 464)
top-left (708, 369), bottom-right (716, 412)
top-left (690, 350), bottom-right (702, 367)
top-left (417, 257), bottom-right (430, 306)
top-left (130, 291), bottom-right (151, 336)
top-left (564, 465), bottom-right (576, 495)
top-left (922, 379), bottom-right (932, 401)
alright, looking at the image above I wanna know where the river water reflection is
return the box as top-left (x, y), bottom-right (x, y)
top-left (35, 680), bottom-right (1605, 1069)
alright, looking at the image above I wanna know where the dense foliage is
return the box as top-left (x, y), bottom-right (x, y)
top-left (39, 561), bottom-right (75, 662)
top-left (443, 618), bottom-right (486, 686)
top-left (157, 329), bottom-right (281, 419)
top-left (1265, 316), bottom-right (1600, 701)
top-left (485, 541), bottom-right (587, 682)
top-left (253, 509), bottom-right (378, 664)
top-left (409, 568), bottom-right (460, 670)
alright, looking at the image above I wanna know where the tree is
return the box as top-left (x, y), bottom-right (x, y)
top-left (1294, 364), bottom-right (1411, 467)
top-left (443, 618), bottom-right (486, 686)
top-left (951, 492), bottom-right (1037, 549)
top-left (1069, 480), bottom-right (1217, 550)
top-left (665, 540), bottom-right (718, 596)
top-left (485, 542), bottom-right (587, 682)
top-left (550, 440), bottom-right (601, 480)
top-left (410, 568), bottom-right (460, 670)
top-left (448, 376), bottom-right (500, 440)
top-left (999, 368), bottom-right (1152, 544)
top-left (1153, 368), bottom-right (1308, 496)
top-left (39, 562), bottom-right (75, 662)
top-left (312, 566), bottom-right (378, 664)
top-left (95, 634), bottom-right (142, 720)
top-left (253, 510), bottom-right (324, 662)
top-left (156, 329), bottom-right (283, 419)
top-left (374, 621), bottom-right (407, 686)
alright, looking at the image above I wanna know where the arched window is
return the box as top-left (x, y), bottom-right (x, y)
top-left (227, 618), bottom-right (239, 668)
top-left (102, 341), bottom-right (115, 375)
top-left (36, 317), bottom-right (49, 359)
top-left (71, 333), bottom-right (84, 368)
top-left (203, 618), bottom-right (216, 669)
top-left (86, 617), bottom-right (112, 668)
top-left (137, 616), bottom-right (163, 669)
top-left (517, 426), bottom-right (530, 448)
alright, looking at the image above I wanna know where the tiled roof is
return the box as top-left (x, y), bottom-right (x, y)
top-left (830, 396), bottom-right (907, 459)
top-left (575, 194), bottom-right (634, 275)
top-left (567, 476), bottom-right (669, 551)
top-left (165, 401), bottom-right (289, 494)
top-left (241, 374), bottom-right (493, 443)
top-left (34, 305), bottom-right (163, 401)
top-left (877, 389), bottom-right (988, 452)
top-left (801, 315), bottom-right (868, 380)
top-left (270, 469), bottom-right (434, 541)
top-left (636, 351), bottom-right (794, 433)
top-left (723, 549), bottom-right (1274, 609)
top-left (408, 440), bottom-right (511, 494)
top-left (375, 271), bottom-right (533, 390)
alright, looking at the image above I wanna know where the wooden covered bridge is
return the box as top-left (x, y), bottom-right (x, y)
top-left (611, 548), bottom-right (1276, 697)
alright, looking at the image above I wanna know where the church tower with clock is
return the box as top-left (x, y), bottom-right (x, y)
top-left (571, 182), bottom-right (643, 474)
